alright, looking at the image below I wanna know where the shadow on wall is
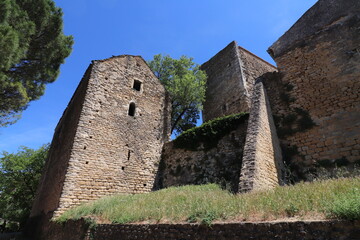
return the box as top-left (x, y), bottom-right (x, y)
top-left (153, 113), bottom-right (249, 193)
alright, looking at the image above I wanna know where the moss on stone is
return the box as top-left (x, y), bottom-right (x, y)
top-left (173, 113), bottom-right (249, 151)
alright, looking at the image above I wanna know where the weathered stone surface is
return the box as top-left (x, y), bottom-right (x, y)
top-left (267, 0), bottom-right (360, 176)
top-left (201, 41), bottom-right (276, 122)
top-left (29, 1), bottom-right (360, 237)
top-left (30, 46), bottom-right (283, 233)
top-left (40, 220), bottom-right (360, 240)
top-left (30, 217), bottom-right (90, 240)
top-left (239, 79), bottom-right (283, 192)
top-left (31, 55), bottom-right (171, 219)
top-left (269, 0), bottom-right (360, 59)
top-left (238, 46), bottom-right (277, 98)
top-left (158, 119), bottom-right (248, 192)
top-left (30, 65), bottom-right (92, 219)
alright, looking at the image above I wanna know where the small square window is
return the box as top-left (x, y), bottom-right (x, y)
top-left (133, 80), bottom-right (142, 91)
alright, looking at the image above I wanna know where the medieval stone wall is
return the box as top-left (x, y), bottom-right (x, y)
top-left (239, 80), bottom-right (283, 192)
top-left (30, 65), bottom-right (92, 218)
top-left (31, 45), bottom-right (281, 221)
top-left (201, 41), bottom-right (249, 122)
top-left (31, 55), bottom-right (171, 218)
top-left (54, 56), bottom-right (171, 216)
top-left (37, 219), bottom-right (360, 240)
top-left (27, 1), bottom-right (360, 238)
top-left (237, 46), bottom-right (277, 98)
top-left (267, 0), bottom-right (360, 175)
top-left (158, 120), bottom-right (248, 192)
top-left (90, 221), bottom-right (360, 240)
top-left (201, 42), bottom-right (277, 122)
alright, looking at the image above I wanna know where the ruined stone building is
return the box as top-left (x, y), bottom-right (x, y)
top-left (30, 56), bottom-right (171, 218)
top-left (30, 0), bottom-right (359, 226)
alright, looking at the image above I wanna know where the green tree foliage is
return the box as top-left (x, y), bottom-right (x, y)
top-left (148, 54), bottom-right (207, 135)
top-left (0, 144), bottom-right (49, 230)
top-left (0, 0), bottom-right (73, 127)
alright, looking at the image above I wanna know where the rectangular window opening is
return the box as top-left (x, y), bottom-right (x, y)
top-left (133, 80), bottom-right (142, 91)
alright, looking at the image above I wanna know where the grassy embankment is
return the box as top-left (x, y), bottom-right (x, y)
top-left (57, 177), bottom-right (360, 225)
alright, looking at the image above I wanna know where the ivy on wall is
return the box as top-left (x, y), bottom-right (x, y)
top-left (173, 113), bottom-right (249, 151)
top-left (262, 72), bottom-right (317, 183)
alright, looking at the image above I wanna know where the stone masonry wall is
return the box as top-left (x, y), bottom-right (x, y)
top-left (201, 41), bottom-right (249, 122)
top-left (239, 80), bottom-right (283, 192)
top-left (31, 55), bottom-right (171, 219)
top-left (267, 0), bottom-right (360, 175)
top-left (39, 220), bottom-right (360, 240)
top-left (237, 46), bottom-right (277, 98)
top-left (201, 42), bottom-right (277, 122)
top-left (91, 221), bottom-right (360, 240)
top-left (54, 56), bottom-right (171, 216)
top-left (158, 120), bottom-right (248, 192)
top-left (30, 65), bottom-right (92, 219)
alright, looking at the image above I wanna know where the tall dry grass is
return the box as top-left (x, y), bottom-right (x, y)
top-left (57, 177), bottom-right (360, 224)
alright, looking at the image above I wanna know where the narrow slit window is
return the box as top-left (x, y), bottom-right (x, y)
top-left (128, 102), bottom-right (136, 116)
top-left (133, 80), bottom-right (142, 91)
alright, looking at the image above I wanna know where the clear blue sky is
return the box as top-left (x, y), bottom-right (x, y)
top-left (0, 0), bottom-right (317, 154)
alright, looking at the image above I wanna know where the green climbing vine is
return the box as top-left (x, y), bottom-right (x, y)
top-left (173, 113), bottom-right (249, 151)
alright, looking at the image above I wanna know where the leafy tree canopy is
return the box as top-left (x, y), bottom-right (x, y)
top-left (148, 54), bottom-right (207, 135)
top-left (0, 0), bottom-right (73, 127)
top-left (0, 144), bottom-right (49, 230)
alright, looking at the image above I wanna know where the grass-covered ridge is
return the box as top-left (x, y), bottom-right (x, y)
top-left (57, 177), bottom-right (360, 224)
top-left (173, 112), bottom-right (249, 150)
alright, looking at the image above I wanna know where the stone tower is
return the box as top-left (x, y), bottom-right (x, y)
top-left (200, 42), bottom-right (283, 192)
top-left (267, 0), bottom-right (360, 170)
top-left (30, 55), bottom-right (171, 219)
top-left (201, 41), bottom-right (277, 122)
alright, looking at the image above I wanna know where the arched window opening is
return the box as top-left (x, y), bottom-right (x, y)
top-left (128, 102), bottom-right (136, 116)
